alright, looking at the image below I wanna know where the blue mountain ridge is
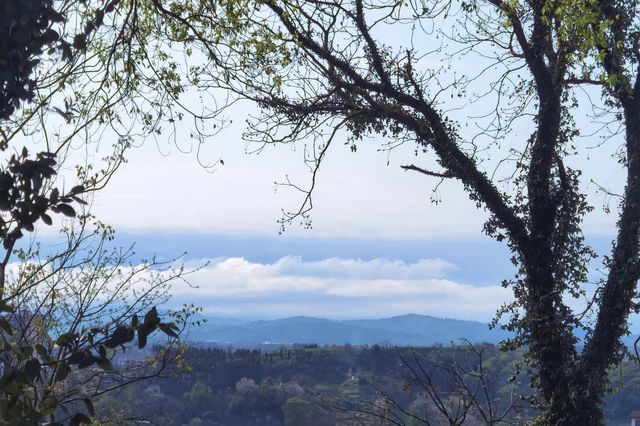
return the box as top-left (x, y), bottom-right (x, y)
top-left (187, 314), bottom-right (512, 346)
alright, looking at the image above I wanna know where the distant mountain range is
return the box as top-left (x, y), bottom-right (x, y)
top-left (186, 314), bottom-right (513, 346)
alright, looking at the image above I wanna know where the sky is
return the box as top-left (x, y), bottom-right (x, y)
top-left (79, 139), bottom-right (508, 321)
top-left (54, 98), bottom-right (623, 325)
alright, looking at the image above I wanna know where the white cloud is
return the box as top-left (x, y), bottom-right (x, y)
top-left (271, 256), bottom-right (455, 279)
top-left (180, 256), bottom-right (456, 295)
top-left (166, 256), bottom-right (510, 321)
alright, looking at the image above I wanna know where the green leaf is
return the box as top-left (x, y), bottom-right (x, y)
top-left (68, 351), bottom-right (84, 365)
top-left (159, 323), bottom-right (179, 338)
top-left (96, 357), bottom-right (113, 371)
top-left (0, 317), bottom-right (13, 335)
top-left (24, 358), bottom-right (41, 383)
top-left (35, 343), bottom-right (48, 359)
top-left (55, 333), bottom-right (75, 347)
top-left (166, 321), bottom-right (180, 331)
top-left (104, 325), bottom-right (134, 348)
top-left (137, 327), bottom-right (148, 349)
top-left (143, 307), bottom-right (159, 327)
top-left (69, 185), bottom-right (84, 195)
top-left (73, 34), bottom-right (87, 50)
top-left (40, 213), bottom-right (52, 225)
top-left (56, 203), bottom-right (75, 217)
top-left (54, 362), bottom-right (70, 382)
top-left (49, 188), bottom-right (59, 203)
top-left (78, 353), bottom-right (96, 369)
top-left (71, 195), bottom-right (88, 205)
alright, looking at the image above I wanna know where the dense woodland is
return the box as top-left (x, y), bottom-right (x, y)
top-left (94, 344), bottom-right (640, 425)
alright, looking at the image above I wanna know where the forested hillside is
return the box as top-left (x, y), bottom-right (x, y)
top-left (96, 344), bottom-right (640, 425)
top-left (192, 314), bottom-right (511, 346)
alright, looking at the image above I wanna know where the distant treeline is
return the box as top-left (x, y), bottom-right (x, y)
top-left (95, 344), bottom-right (640, 425)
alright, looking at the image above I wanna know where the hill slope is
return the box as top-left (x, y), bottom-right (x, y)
top-left (190, 314), bottom-right (510, 345)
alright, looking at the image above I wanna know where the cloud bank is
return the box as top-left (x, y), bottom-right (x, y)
top-left (167, 256), bottom-right (510, 321)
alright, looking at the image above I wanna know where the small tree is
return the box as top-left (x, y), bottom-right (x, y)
top-left (1, 215), bottom-right (198, 424)
top-left (184, 381), bottom-right (214, 412)
top-left (0, 2), bottom-right (199, 424)
top-left (0, 154), bottom-right (189, 425)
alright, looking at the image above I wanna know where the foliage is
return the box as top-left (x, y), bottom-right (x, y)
top-left (0, 201), bottom-right (192, 424)
top-left (0, 1), bottom-right (63, 121)
top-left (0, 1), bottom-right (199, 424)
top-left (184, 381), bottom-right (214, 411)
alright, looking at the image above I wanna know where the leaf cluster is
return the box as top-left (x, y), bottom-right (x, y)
top-left (0, 298), bottom-right (181, 425)
top-left (0, 0), bottom-right (63, 120)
